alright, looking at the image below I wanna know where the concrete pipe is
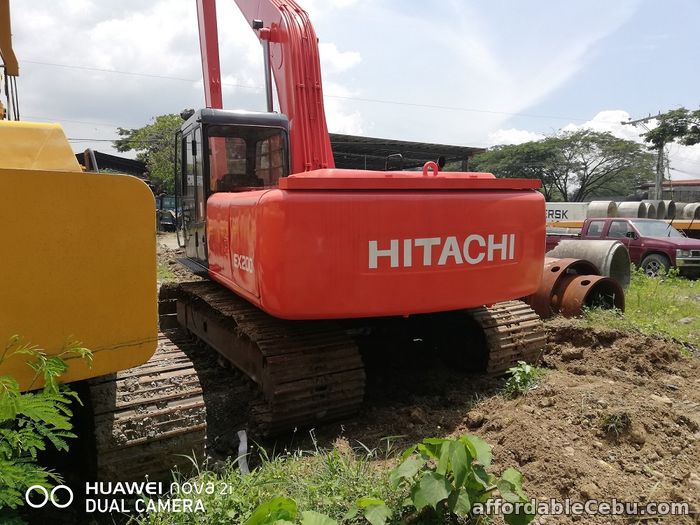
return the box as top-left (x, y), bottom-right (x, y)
top-left (527, 257), bottom-right (599, 318)
top-left (546, 239), bottom-right (631, 288)
top-left (674, 202), bottom-right (688, 219)
top-left (587, 201), bottom-right (617, 218)
top-left (683, 202), bottom-right (700, 220)
top-left (559, 275), bottom-right (625, 317)
top-left (662, 200), bottom-right (676, 220)
top-left (616, 201), bottom-right (646, 218)
top-left (655, 200), bottom-right (666, 219)
top-left (642, 201), bottom-right (657, 219)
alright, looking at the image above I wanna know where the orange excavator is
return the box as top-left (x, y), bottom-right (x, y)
top-left (1, 0), bottom-right (545, 484)
top-left (168, 0), bottom-right (546, 433)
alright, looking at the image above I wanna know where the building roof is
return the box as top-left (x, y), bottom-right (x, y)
top-left (75, 149), bottom-right (147, 177)
top-left (329, 133), bottom-right (485, 170)
top-left (74, 132), bottom-right (486, 178)
top-left (640, 179), bottom-right (700, 188)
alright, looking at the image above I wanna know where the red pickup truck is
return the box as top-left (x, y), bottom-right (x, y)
top-left (547, 218), bottom-right (700, 277)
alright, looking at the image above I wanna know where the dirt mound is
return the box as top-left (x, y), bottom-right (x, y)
top-left (464, 319), bottom-right (700, 524)
top-left (301, 319), bottom-right (699, 524)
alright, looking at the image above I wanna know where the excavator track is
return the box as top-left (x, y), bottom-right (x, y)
top-left (170, 281), bottom-right (366, 435)
top-left (82, 293), bottom-right (541, 481)
top-left (467, 300), bottom-right (546, 375)
top-left (86, 332), bottom-right (207, 481)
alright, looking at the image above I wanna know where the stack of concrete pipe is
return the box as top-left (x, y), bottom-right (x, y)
top-left (616, 201), bottom-right (646, 218)
top-left (663, 200), bottom-right (676, 219)
top-left (547, 200), bottom-right (700, 221)
top-left (676, 202), bottom-right (700, 220)
top-left (587, 201), bottom-right (618, 218)
top-left (526, 240), bottom-right (629, 319)
top-left (640, 200), bottom-right (658, 218)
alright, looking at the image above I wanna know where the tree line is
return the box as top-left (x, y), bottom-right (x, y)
top-left (471, 107), bottom-right (700, 202)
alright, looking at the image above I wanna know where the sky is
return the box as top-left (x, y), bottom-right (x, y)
top-left (5, 0), bottom-right (700, 180)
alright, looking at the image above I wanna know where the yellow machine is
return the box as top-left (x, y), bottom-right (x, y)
top-left (0, 2), bottom-right (211, 483)
top-left (0, 121), bottom-right (158, 390)
top-left (0, 0), bottom-right (157, 389)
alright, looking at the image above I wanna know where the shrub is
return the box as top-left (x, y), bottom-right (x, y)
top-left (0, 336), bottom-right (91, 511)
top-left (503, 361), bottom-right (544, 397)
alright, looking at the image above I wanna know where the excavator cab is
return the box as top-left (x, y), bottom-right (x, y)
top-left (177, 108), bottom-right (289, 265)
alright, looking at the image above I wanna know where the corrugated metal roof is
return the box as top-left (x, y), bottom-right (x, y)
top-left (640, 179), bottom-right (700, 188)
top-left (330, 133), bottom-right (484, 170)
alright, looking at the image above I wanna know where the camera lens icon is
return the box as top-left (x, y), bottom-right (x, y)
top-left (25, 485), bottom-right (73, 509)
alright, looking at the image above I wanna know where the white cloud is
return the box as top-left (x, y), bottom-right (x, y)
top-left (488, 128), bottom-right (546, 146)
top-left (323, 81), bottom-right (363, 134)
top-left (560, 110), bottom-right (641, 142)
top-left (319, 43), bottom-right (361, 74)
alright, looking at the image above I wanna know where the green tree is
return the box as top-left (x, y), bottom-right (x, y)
top-left (470, 140), bottom-right (563, 200)
top-left (114, 114), bottom-right (182, 193)
top-left (643, 107), bottom-right (700, 149)
top-left (472, 130), bottom-right (654, 201)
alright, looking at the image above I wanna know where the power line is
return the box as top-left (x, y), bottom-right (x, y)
top-left (24, 114), bottom-right (127, 128)
top-left (25, 58), bottom-right (613, 123)
top-left (623, 112), bottom-right (665, 199)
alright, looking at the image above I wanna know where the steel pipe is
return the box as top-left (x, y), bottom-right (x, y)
top-left (546, 239), bottom-right (631, 288)
top-left (527, 257), bottom-right (599, 318)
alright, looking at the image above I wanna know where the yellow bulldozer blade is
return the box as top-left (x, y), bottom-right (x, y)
top-left (0, 121), bottom-right (157, 390)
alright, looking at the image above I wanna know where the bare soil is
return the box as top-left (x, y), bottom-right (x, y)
top-left (157, 237), bottom-right (203, 283)
top-left (312, 320), bottom-right (700, 524)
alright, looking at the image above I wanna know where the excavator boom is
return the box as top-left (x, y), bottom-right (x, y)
top-left (196, 0), bottom-right (334, 173)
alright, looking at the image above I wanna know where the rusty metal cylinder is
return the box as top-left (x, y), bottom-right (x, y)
top-left (546, 239), bottom-right (631, 288)
top-left (527, 258), bottom-right (599, 318)
top-left (616, 201), bottom-right (646, 218)
top-left (587, 201), bottom-right (617, 218)
top-left (559, 275), bottom-right (625, 317)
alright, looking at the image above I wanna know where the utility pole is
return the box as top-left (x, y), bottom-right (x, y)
top-left (622, 113), bottom-right (664, 200)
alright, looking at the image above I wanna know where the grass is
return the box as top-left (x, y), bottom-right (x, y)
top-left (132, 440), bottom-right (403, 524)
top-left (157, 262), bottom-right (176, 282)
top-left (585, 268), bottom-right (700, 348)
top-left (600, 411), bottom-right (632, 440)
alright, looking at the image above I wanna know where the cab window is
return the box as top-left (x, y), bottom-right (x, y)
top-left (255, 134), bottom-right (285, 186)
top-left (608, 221), bottom-right (631, 238)
top-left (207, 126), bottom-right (288, 192)
top-left (587, 220), bottom-right (605, 237)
